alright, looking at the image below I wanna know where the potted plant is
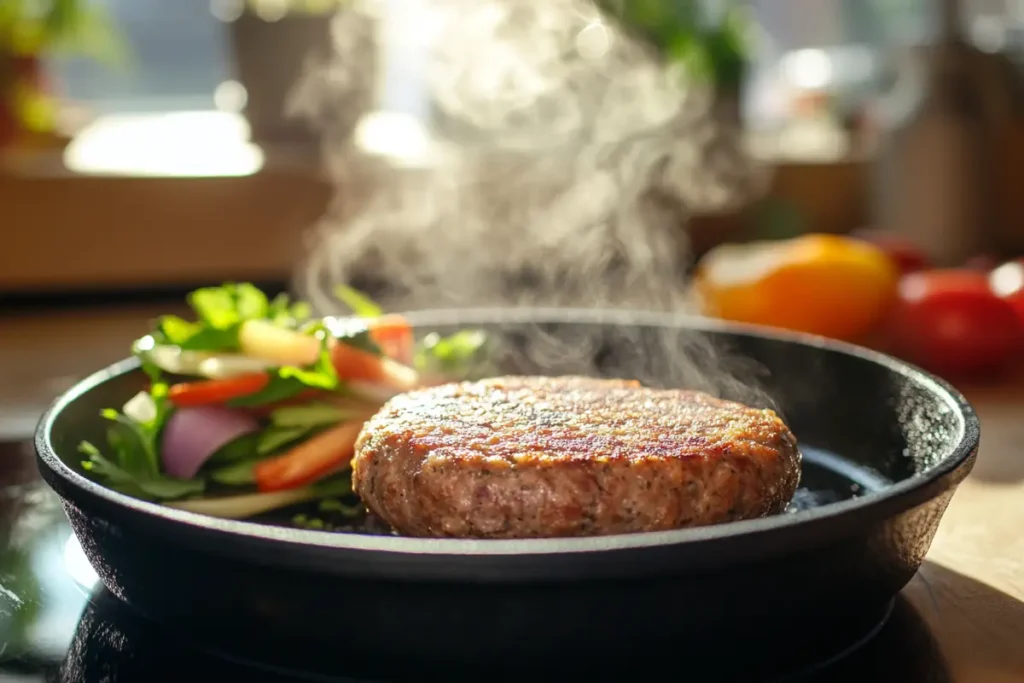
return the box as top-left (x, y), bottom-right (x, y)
top-left (596, 0), bottom-right (751, 123)
top-left (0, 0), bottom-right (124, 150)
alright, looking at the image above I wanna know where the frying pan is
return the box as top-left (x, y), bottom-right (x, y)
top-left (36, 309), bottom-right (978, 681)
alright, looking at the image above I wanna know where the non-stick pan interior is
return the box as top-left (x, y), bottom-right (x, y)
top-left (46, 310), bottom-right (966, 533)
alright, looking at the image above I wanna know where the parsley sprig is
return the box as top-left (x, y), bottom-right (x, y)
top-left (154, 283), bottom-right (311, 352)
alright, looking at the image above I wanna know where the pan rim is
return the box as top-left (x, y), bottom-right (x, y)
top-left (35, 307), bottom-right (979, 559)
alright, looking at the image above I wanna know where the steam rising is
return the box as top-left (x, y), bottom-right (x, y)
top-left (291, 0), bottom-right (772, 405)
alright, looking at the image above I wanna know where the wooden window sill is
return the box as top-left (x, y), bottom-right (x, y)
top-left (0, 112), bottom-right (333, 294)
top-left (0, 112), bottom-right (871, 294)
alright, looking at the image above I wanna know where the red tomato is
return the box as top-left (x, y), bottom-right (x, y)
top-left (990, 258), bottom-right (1024, 323)
top-left (167, 373), bottom-right (270, 407)
top-left (889, 270), bottom-right (1024, 377)
top-left (852, 231), bottom-right (929, 275)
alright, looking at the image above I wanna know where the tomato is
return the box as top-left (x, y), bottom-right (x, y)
top-left (889, 270), bottom-right (1024, 377)
top-left (695, 234), bottom-right (899, 341)
top-left (852, 230), bottom-right (930, 275)
top-left (168, 373), bottom-right (270, 407)
top-left (990, 258), bottom-right (1024, 323)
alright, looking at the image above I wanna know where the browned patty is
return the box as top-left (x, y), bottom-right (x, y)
top-left (351, 376), bottom-right (801, 539)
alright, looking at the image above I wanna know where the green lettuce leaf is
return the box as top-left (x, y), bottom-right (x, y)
top-left (414, 329), bottom-right (491, 378)
top-left (79, 441), bottom-right (204, 501)
top-left (147, 283), bottom-right (312, 354)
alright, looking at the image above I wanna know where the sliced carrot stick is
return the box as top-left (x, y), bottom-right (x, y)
top-left (369, 315), bottom-right (414, 364)
top-left (168, 373), bottom-right (270, 407)
top-left (329, 342), bottom-right (385, 383)
top-left (330, 341), bottom-right (421, 392)
top-left (253, 419), bottom-right (370, 492)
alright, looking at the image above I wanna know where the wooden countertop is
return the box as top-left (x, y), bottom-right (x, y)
top-left (2, 303), bottom-right (1023, 680)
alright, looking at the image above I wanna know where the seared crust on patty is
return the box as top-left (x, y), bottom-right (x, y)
top-left (352, 376), bottom-right (801, 539)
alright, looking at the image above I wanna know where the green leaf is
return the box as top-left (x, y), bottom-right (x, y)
top-left (151, 284), bottom-right (308, 354)
top-left (257, 426), bottom-right (313, 455)
top-left (100, 408), bottom-right (159, 476)
top-left (188, 286), bottom-right (241, 330)
top-left (105, 422), bottom-right (149, 477)
top-left (156, 316), bottom-right (204, 345)
top-left (269, 403), bottom-right (350, 429)
top-left (595, 0), bottom-right (749, 87)
top-left (267, 293), bottom-right (313, 327)
top-left (278, 355), bottom-right (338, 390)
top-left (333, 285), bottom-right (383, 318)
top-left (292, 514), bottom-right (327, 530)
top-left (318, 497), bottom-right (365, 518)
top-left (227, 376), bottom-right (310, 408)
top-left (209, 460), bottom-right (258, 486)
top-left (79, 441), bottom-right (205, 501)
top-left (206, 432), bottom-right (261, 466)
top-left (290, 301), bottom-right (312, 322)
top-left (233, 283), bottom-right (270, 320)
top-left (414, 329), bottom-right (491, 378)
top-left (155, 315), bottom-right (240, 352)
top-left (268, 293), bottom-right (291, 320)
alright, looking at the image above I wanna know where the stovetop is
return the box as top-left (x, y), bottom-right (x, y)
top-left (0, 440), bottom-right (953, 683)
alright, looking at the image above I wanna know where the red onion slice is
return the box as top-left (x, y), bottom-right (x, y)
top-left (161, 407), bottom-right (260, 479)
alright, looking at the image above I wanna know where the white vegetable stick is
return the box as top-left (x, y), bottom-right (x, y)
top-left (197, 355), bottom-right (274, 379)
top-left (238, 319), bottom-right (321, 367)
top-left (122, 391), bottom-right (157, 423)
top-left (167, 488), bottom-right (318, 519)
top-left (144, 345), bottom-right (273, 379)
top-left (381, 358), bottom-right (420, 391)
top-left (146, 346), bottom-right (209, 376)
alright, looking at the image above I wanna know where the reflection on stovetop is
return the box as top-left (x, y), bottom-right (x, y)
top-left (0, 450), bottom-right (952, 683)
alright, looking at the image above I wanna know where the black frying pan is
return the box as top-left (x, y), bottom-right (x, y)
top-left (36, 309), bottom-right (978, 682)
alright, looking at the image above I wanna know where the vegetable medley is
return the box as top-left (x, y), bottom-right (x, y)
top-left (78, 283), bottom-right (488, 521)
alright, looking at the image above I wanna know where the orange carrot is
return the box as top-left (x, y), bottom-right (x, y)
top-left (253, 419), bottom-right (369, 492)
top-left (369, 315), bottom-right (414, 364)
top-left (168, 373), bottom-right (270, 407)
top-left (330, 343), bottom-right (389, 383)
top-left (330, 342), bottom-right (420, 392)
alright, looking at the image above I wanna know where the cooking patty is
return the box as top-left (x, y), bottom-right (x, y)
top-left (352, 376), bottom-right (801, 539)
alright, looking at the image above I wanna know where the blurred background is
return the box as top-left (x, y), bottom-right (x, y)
top-left (3, 0), bottom-right (1024, 287)
top-left (4, 0), bottom-right (1024, 409)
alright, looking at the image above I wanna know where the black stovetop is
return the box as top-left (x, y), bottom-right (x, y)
top-left (0, 440), bottom-right (953, 683)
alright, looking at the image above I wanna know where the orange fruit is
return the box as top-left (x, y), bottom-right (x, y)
top-left (694, 234), bottom-right (900, 341)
